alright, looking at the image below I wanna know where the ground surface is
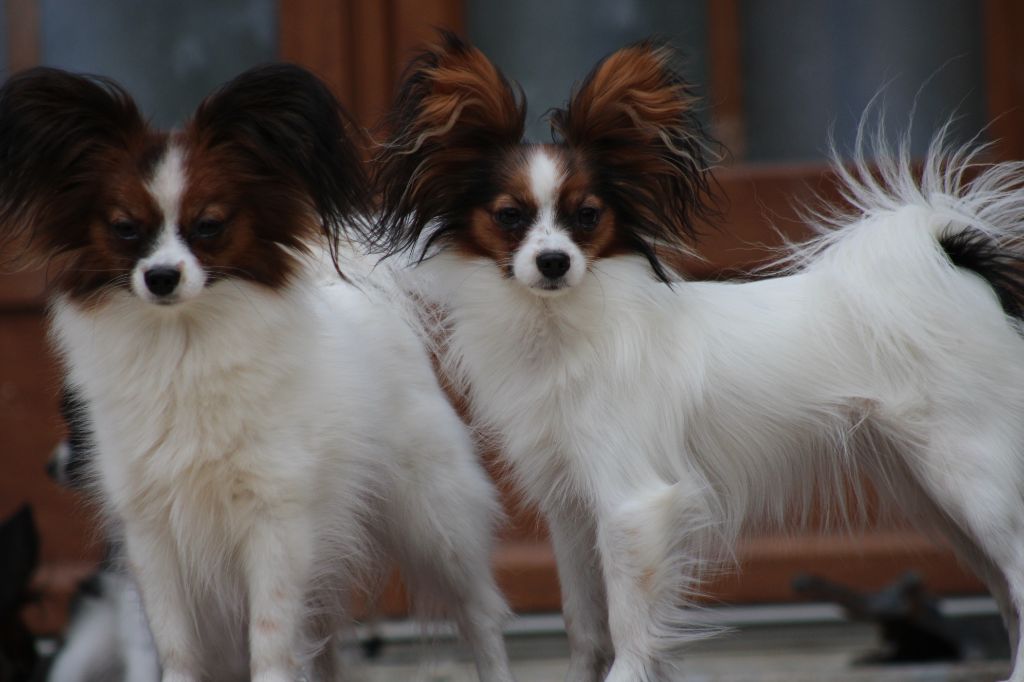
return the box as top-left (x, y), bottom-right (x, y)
top-left (356, 611), bottom-right (1011, 681)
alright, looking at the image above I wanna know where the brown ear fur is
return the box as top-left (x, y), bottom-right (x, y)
top-left (550, 42), bottom-right (718, 280)
top-left (372, 30), bottom-right (525, 257)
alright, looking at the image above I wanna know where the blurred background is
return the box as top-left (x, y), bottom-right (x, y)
top-left (1, 0), bottom-right (1022, 677)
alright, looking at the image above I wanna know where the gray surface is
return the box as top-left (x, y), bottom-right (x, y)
top-left (359, 621), bottom-right (1009, 681)
top-left (468, 0), bottom-right (986, 160)
top-left (37, 0), bottom-right (276, 128)
top-left (741, 0), bottom-right (985, 161)
top-left (467, 0), bottom-right (709, 143)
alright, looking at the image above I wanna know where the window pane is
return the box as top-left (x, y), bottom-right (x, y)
top-left (741, 0), bottom-right (985, 161)
top-left (468, 0), bottom-right (708, 142)
top-left (38, 0), bottom-right (276, 128)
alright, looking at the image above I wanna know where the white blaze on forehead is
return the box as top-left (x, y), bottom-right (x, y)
top-left (528, 148), bottom-right (562, 217)
top-left (147, 144), bottom-right (186, 225)
top-left (512, 147), bottom-right (586, 294)
top-left (143, 145), bottom-right (189, 264)
top-left (131, 143), bottom-right (206, 302)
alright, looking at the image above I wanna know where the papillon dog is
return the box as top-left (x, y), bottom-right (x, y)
top-left (374, 33), bottom-right (1024, 682)
top-left (0, 64), bottom-right (515, 682)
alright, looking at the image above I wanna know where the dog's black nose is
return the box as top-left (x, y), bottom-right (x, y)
top-left (144, 267), bottom-right (181, 296)
top-left (536, 251), bottom-right (570, 279)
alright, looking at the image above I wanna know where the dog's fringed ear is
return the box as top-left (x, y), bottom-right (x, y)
top-left (550, 42), bottom-right (718, 281)
top-left (189, 64), bottom-right (370, 263)
top-left (373, 30), bottom-right (525, 258)
top-left (0, 68), bottom-right (146, 267)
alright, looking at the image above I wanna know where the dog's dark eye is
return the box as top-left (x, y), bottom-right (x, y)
top-left (194, 218), bottom-right (226, 240)
top-left (495, 207), bottom-right (523, 229)
top-left (577, 207), bottom-right (601, 230)
top-left (110, 219), bottom-right (141, 240)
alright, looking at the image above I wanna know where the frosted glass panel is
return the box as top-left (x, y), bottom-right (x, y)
top-left (741, 0), bottom-right (985, 161)
top-left (38, 0), bottom-right (276, 128)
top-left (468, 0), bottom-right (708, 142)
top-left (469, 0), bottom-right (985, 160)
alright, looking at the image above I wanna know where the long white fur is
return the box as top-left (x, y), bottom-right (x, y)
top-left (51, 233), bottom-right (515, 678)
top-left (53, 258), bottom-right (515, 682)
top-left (401, 134), bottom-right (1024, 682)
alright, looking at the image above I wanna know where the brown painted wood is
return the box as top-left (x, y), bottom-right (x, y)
top-left (492, 532), bottom-right (982, 614)
top-left (5, 0), bottom-right (39, 74)
top-left (670, 163), bottom-right (835, 278)
top-left (279, 0), bottom-right (463, 131)
top-left (984, 0), bottom-right (1024, 161)
top-left (279, 0), bottom-right (351, 102)
top-left (707, 0), bottom-right (745, 160)
top-left (349, 0), bottom-right (394, 129)
top-left (390, 0), bottom-right (462, 81)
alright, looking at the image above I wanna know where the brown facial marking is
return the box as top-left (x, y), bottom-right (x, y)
top-left (561, 191), bottom-right (624, 261)
top-left (457, 191), bottom-right (537, 274)
top-left (444, 148), bottom-right (534, 274)
top-left (553, 159), bottom-right (615, 259)
top-left (176, 136), bottom-right (317, 289)
top-left (446, 144), bottom-right (632, 277)
top-left (56, 134), bottom-right (169, 305)
top-left (551, 147), bottom-right (629, 264)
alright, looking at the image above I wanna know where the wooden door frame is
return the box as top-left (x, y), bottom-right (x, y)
top-left (279, 0), bottom-right (463, 131)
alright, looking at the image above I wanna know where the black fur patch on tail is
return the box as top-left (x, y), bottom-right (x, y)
top-left (940, 230), bottom-right (1024, 319)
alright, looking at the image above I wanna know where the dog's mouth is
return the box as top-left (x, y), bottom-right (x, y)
top-left (528, 278), bottom-right (572, 297)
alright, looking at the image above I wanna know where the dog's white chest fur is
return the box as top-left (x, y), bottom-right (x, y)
top-left (51, 283), bottom-right (317, 538)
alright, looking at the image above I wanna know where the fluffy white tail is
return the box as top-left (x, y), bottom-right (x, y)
top-left (775, 121), bottom-right (1024, 320)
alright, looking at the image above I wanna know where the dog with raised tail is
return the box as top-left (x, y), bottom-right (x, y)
top-left (0, 64), bottom-right (514, 682)
top-left (374, 32), bottom-right (1024, 682)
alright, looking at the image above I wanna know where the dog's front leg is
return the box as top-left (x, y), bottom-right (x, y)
top-left (544, 504), bottom-right (612, 682)
top-left (597, 479), bottom-right (715, 682)
top-left (122, 521), bottom-right (199, 682)
top-left (244, 507), bottom-right (315, 682)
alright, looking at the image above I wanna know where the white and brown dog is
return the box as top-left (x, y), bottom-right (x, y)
top-left (375, 33), bottom-right (1024, 682)
top-left (0, 64), bottom-right (514, 682)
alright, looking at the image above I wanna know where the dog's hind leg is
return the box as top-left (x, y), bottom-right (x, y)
top-left (597, 478), bottom-right (719, 682)
top-left (907, 430), bottom-right (1024, 682)
top-left (884, 458), bottom-right (1020, 665)
top-left (944, 518), bottom-right (1018, 664)
top-left (876, 450), bottom-right (1019, 663)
